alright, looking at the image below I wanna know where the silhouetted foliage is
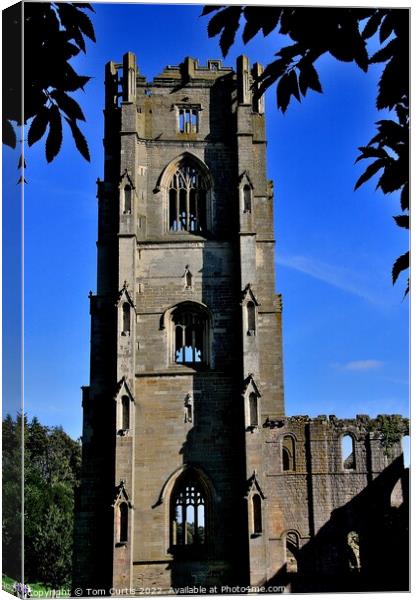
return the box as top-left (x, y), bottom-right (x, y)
top-left (203, 7), bottom-right (409, 294)
top-left (2, 414), bottom-right (81, 587)
top-left (3, 2), bottom-right (95, 171)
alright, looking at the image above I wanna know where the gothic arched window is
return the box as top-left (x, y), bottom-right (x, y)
top-left (285, 531), bottom-right (300, 573)
top-left (171, 304), bottom-right (209, 365)
top-left (252, 493), bottom-right (262, 534)
top-left (124, 185), bottom-right (132, 214)
top-left (168, 163), bottom-right (208, 233)
top-left (247, 301), bottom-right (256, 335)
top-left (119, 502), bottom-right (128, 544)
top-left (171, 478), bottom-right (206, 546)
top-left (122, 302), bottom-right (131, 335)
top-left (342, 434), bottom-right (356, 470)
top-left (249, 393), bottom-right (258, 428)
top-left (282, 436), bottom-right (295, 472)
top-left (243, 184), bottom-right (252, 213)
top-left (121, 395), bottom-right (130, 431)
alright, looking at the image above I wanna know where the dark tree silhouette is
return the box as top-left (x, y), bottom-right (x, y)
top-left (3, 2), bottom-right (95, 172)
top-left (203, 6), bottom-right (409, 294)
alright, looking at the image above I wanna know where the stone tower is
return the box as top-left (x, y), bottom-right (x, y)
top-left (73, 53), bottom-right (408, 595)
top-left (74, 52), bottom-right (284, 593)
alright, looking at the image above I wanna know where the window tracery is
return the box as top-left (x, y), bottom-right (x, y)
top-left (171, 479), bottom-right (206, 546)
top-left (172, 304), bottom-right (209, 365)
top-left (168, 163), bottom-right (207, 233)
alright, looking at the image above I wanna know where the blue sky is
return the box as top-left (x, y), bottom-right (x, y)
top-left (3, 3), bottom-right (409, 447)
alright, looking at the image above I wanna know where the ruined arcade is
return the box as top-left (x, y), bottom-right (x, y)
top-left (73, 53), bottom-right (409, 594)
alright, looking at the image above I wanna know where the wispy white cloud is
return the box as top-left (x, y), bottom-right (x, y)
top-left (338, 359), bottom-right (384, 371)
top-left (276, 253), bottom-right (384, 306)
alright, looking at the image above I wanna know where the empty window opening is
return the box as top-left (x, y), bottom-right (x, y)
top-left (168, 163), bottom-right (207, 233)
top-left (247, 301), bottom-right (256, 335)
top-left (347, 531), bottom-right (360, 571)
top-left (342, 435), bottom-right (356, 470)
top-left (390, 478), bottom-right (404, 508)
top-left (172, 481), bottom-right (205, 546)
top-left (249, 393), bottom-right (258, 428)
top-left (286, 532), bottom-right (299, 573)
top-left (184, 394), bottom-right (193, 423)
top-left (282, 436), bottom-right (295, 471)
top-left (121, 395), bottom-right (130, 431)
top-left (243, 184), bottom-right (251, 213)
top-left (252, 494), bottom-right (262, 534)
top-left (122, 302), bottom-right (131, 335)
top-left (178, 108), bottom-right (199, 133)
top-left (124, 185), bottom-right (132, 214)
top-left (172, 306), bottom-right (207, 365)
top-left (119, 502), bottom-right (128, 544)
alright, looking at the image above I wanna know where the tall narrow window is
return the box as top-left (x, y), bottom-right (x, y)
top-left (286, 531), bottom-right (299, 573)
top-left (243, 184), bottom-right (251, 213)
top-left (124, 185), bottom-right (132, 214)
top-left (252, 494), bottom-right (262, 534)
top-left (178, 108), bottom-right (199, 133)
top-left (172, 478), bottom-right (206, 546)
top-left (347, 531), bottom-right (360, 571)
top-left (168, 162), bottom-right (208, 233)
top-left (172, 304), bottom-right (208, 365)
top-left (342, 435), bottom-right (356, 470)
top-left (249, 393), bottom-right (258, 428)
top-left (119, 502), bottom-right (128, 543)
top-left (122, 302), bottom-right (131, 335)
top-left (282, 436), bottom-right (295, 471)
top-left (247, 301), bottom-right (256, 335)
top-left (121, 395), bottom-right (130, 431)
top-left (184, 394), bottom-right (193, 423)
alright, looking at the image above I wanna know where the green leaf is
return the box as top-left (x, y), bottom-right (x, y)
top-left (57, 3), bottom-right (96, 42)
top-left (400, 182), bottom-right (409, 211)
top-left (376, 160), bottom-right (403, 194)
top-left (298, 61), bottom-right (322, 96)
top-left (261, 8), bottom-right (282, 36)
top-left (288, 69), bottom-right (301, 102)
top-left (393, 215), bottom-right (409, 229)
top-left (28, 107), bottom-right (50, 147)
top-left (242, 7), bottom-right (281, 42)
top-left (62, 74), bottom-right (91, 92)
top-left (354, 158), bottom-right (384, 190)
top-left (3, 118), bottom-right (17, 148)
top-left (207, 6), bottom-right (242, 56)
top-left (355, 146), bottom-right (388, 162)
top-left (277, 72), bottom-right (291, 113)
top-left (379, 12), bottom-right (394, 43)
top-left (45, 105), bottom-right (63, 163)
top-left (201, 5), bottom-right (223, 17)
top-left (64, 117), bottom-right (90, 161)
top-left (392, 251), bottom-right (409, 285)
top-left (242, 8), bottom-right (264, 44)
top-left (50, 90), bottom-right (86, 121)
top-left (73, 6), bottom-right (96, 41)
top-left (72, 3), bottom-right (95, 12)
top-left (370, 38), bottom-right (398, 63)
top-left (362, 11), bottom-right (384, 39)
